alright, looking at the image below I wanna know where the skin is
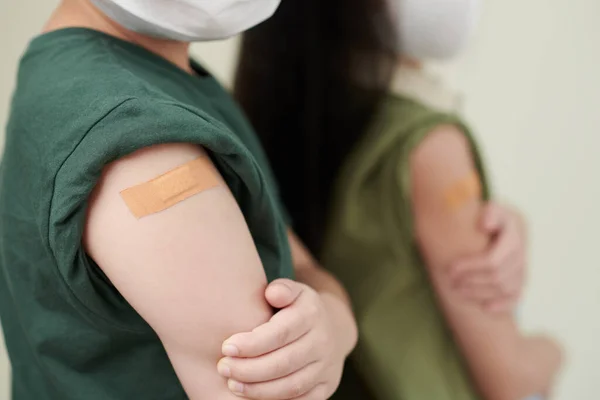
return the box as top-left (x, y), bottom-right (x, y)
top-left (47, 1), bottom-right (537, 399)
top-left (412, 126), bottom-right (563, 399)
top-left (450, 202), bottom-right (528, 313)
top-left (85, 144), bottom-right (273, 398)
top-left (52, 1), bottom-right (356, 398)
top-left (397, 58), bottom-right (529, 313)
top-left (84, 141), bottom-right (355, 399)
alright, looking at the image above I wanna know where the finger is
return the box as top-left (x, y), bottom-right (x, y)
top-left (266, 279), bottom-right (305, 309)
top-left (485, 223), bottom-right (519, 267)
top-left (456, 254), bottom-right (519, 289)
top-left (458, 254), bottom-right (522, 295)
top-left (482, 206), bottom-right (523, 270)
top-left (463, 271), bottom-right (523, 307)
top-left (448, 256), bottom-right (489, 282)
top-left (458, 284), bottom-right (503, 303)
top-left (484, 294), bottom-right (519, 314)
top-left (493, 258), bottom-right (524, 297)
top-left (227, 362), bottom-right (322, 400)
top-left (480, 202), bottom-right (507, 233)
top-left (450, 216), bottom-right (519, 281)
top-left (290, 384), bottom-right (329, 400)
top-left (483, 253), bottom-right (523, 295)
top-left (455, 270), bottom-right (494, 287)
top-left (453, 227), bottom-right (519, 283)
top-left (460, 280), bottom-right (520, 304)
top-left (218, 331), bottom-right (317, 383)
top-left (223, 294), bottom-right (314, 357)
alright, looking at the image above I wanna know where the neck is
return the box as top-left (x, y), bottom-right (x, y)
top-left (44, 0), bottom-right (192, 73)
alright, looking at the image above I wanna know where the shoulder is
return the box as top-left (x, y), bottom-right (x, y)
top-left (41, 95), bottom-right (241, 239)
top-left (46, 96), bottom-right (238, 215)
top-left (373, 96), bottom-right (477, 192)
top-left (372, 93), bottom-right (472, 151)
top-left (93, 143), bottom-right (216, 195)
top-left (13, 32), bottom-right (185, 133)
top-left (84, 143), bottom-right (224, 248)
top-left (411, 124), bottom-right (474, 176)
top-left (409, 125), bottom-right (483, 220)
top-left (45, 97), bottom-right (215, 182)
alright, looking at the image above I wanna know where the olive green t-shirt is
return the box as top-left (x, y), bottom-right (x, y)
top-left (0, 28), bottom-right (293, 399)
top-left (324, 93), bottom-right (489, 400)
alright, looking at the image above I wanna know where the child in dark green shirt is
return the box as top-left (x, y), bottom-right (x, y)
top-left (0, 1), bottom-right (358, 398)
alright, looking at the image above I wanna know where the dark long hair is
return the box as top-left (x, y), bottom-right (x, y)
top-left (235, 0), bottom-right (397, 255)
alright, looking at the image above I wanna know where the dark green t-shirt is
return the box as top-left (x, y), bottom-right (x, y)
top-left (0, 28), bottom-right (293, 399)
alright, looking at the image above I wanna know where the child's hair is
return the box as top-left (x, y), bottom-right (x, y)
top-left (235, 0), bottom-right (397, 254)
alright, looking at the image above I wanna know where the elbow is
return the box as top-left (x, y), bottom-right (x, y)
top-left (478, 362), bottom-right (543, 400)
top-left (484, 337), bottom-right (563, 400)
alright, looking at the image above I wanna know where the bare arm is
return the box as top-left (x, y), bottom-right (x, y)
top-left (287, 230), bottom-right (358, 358)
top-left (85, 143), bottom-right (273, 399)
top-left (411, 127), bottom-right (562, 400)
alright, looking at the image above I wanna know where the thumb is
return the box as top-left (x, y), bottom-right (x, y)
top-left (481, 202), bottom-right (505, 233)
top-left (265, 279), bottom-right (304, 309)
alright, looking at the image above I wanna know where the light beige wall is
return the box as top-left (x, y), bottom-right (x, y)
top-left (0, 1), bottom-right (59, 154)
top-left (1, 1), bottom-right (599, 399)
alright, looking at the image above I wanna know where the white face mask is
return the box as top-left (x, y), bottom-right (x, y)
top-left (389, 0), bottom-right (481, 60)
top-left (91, 0), bottom-right (281, 42)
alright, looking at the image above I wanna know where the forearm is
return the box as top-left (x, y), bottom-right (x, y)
top-left (411, 128), bottom-right (562, 399)
top-left (517, 336), bottom-right (563, 397)
top-left (288, 231), bottom-right (357, 357)
top-left (481, 334), bottom-right (562, 400)
top-left (430, 257), bottom-right (561, 400)
top-left (295, 265), bottom-right (358, 357)
top-left (428, 242), bottom-right (561, 399)
top-left (295, 261), bottom-right (352, 309)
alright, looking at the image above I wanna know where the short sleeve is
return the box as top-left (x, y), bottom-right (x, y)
top-left (48, 98), bottom-right (293, 328)
top-left (336, 109), bottom-right (489, 400)
top-left (381, 112), bottom-right (491, 247)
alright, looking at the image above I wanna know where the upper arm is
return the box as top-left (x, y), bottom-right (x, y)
top-left (410, 126), bottom-right (528, 400)
top-left (84, 143), bottom-right (272, 399)
top-left (411, 125), bottom-right (488, 267)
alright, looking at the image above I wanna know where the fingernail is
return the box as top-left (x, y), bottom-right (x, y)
top-left (222, 342), bottom-right (239, 357)
top-left (277, 282), bottom-right (293, 296)
top-left (217, 359), bottom-right (231, 378)
top-left (228, 379), bottom-right (244, 394)
top-left (270, 279), bottom-right (293, 297)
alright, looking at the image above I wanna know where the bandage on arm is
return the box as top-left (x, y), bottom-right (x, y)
top-left (410, 126), bottom-right (562, 400)
top-left (84, 143), bottom-right (273, 399)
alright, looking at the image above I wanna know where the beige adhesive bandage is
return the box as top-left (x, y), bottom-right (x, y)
top-left (443, 170), bottom-right (482, 211)
top-left (120, 157), bottom-right (221, 218)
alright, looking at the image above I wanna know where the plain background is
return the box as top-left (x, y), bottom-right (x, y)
top-left (1, 0), bottom-right (599, 399)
